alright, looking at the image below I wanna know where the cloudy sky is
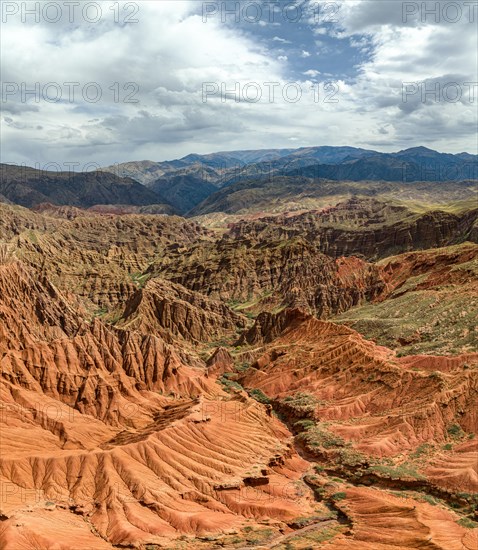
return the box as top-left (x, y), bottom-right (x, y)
top-left (1, 0), bottom-right (477, 167)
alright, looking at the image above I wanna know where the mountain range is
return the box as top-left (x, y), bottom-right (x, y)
top-left (2, 146), bottom-right (475, 215)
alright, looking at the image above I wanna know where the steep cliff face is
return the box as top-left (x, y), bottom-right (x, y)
top-left (0, 261), bottom-right (212, 428)
top-left (149, 238), bottom-right (387, 318)
top-left (0, 261), bottom-right (82, 351)
top-left (117, 278), bottom-right (247, 345)
top-left (0, 261), bottom-right (319, 548)
top-left (238, 308), bottom-right (311, 346)
top-left (322, 486), bottom-right (478, 550)
top-left (147, 199), bottom-right (477, 322)
top-left (0, 203), bottom-right (213, 310)
top-left (1, 198), bottom-right (477, 548)
top-left (226, 198), bottom-right (478, 259)
top-left (239, 309), bottom-right (478, 492)
top-left (0, 203), bottom-right (55, 240)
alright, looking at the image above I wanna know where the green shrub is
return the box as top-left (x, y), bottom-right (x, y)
top-left (294, 419), bottom-right (315, 431)
top-left (281, 392), bottom-right (319, 414)
top-left (248, 388), bottom-right (271, 405)
top-left (366, 463), bottom-right (425, 480)
top-left (420, 494), bottom-right (438, 506)
top-left (299, 424), bottom-right (346, 449)
top-left (411, 443), bottom-right (432, 459)
top-left (447, 424), bottom-right (465, 439)
top-left (218, 375), bottom-right (243, 393)
top-left (235, 362), bottom-right (250, 372)
top-left (458, 517), bottom-right (478, 529)
top-left (337, 447), bottom-right (367, 467)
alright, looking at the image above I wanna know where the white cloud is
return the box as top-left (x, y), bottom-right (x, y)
top-left (303, 70), bottom-right (321, 78)
top-left (272, 36), bottom-right (291, 44)
top-left (1, 0), bottom-right (476, 167)
top-left (305, 0), bottom-right (478, 151)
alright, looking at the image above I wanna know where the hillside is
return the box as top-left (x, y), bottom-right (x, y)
top-left (334, 243), bottom-right (478, 355)
top-left (190, 177), bottom-right (478, 217)
top-left (100, 147), bottom-right (477, 215)
top-left (0, 164), bottom-right (164, 209)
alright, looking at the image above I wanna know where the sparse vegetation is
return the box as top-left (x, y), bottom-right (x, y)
top-left (0, 243), bottom-right (14, 265)
top-left (247, 388), bottom-right (271, 405)
top-left (419, 494), bottom-right (438, 506)
top-left (337, 447), bottom-right (368, 467)
top-left (333, 249), bottom-right (478, 356)
top-left (218, 374), bottom-right (244, 393)
top-left (294, 419), bottom-right (315, 430)
top-left (447, 424), bottom-right (465, 439)
top-left (130, 272), bottom-right (149, 288)
top-left (298, 423), bottom-right (346, 449)
top-left (365, 463), bottom-right (425, 481)
top-left (458, 517), bottom-right (478, 529)
top-left (410, 443), bottom-right (432, 459)
top-left (2, 172), bottom-right (477, 550)
top-left (281, 392), bottom-right (320, 415)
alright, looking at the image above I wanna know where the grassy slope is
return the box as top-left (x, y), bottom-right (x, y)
top-left (334, 244), bottom-right (478, 355)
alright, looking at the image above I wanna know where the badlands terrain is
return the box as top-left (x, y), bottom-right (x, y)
top-left (0, 149), bottom-right (477, 549)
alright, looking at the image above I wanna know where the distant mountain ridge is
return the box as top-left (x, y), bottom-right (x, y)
top-left (0, 163), bottom-right (165, 209)
top-left (2, 146), bottom-right (476, 213)
top-left (101, 146), bottom-right (477, 214)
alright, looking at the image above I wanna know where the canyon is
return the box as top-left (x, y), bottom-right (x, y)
top-left (0, 163), bottom-right (477, 549)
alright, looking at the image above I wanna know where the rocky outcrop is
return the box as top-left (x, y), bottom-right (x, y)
top-left (239, 309), bottom-right (478, 470)
top-left (117, 278), bottom-right (247, 344)
top-left (238, 308), bottom-right (310, 346)
top-left (1, 196), bottom-right (477, 548)
top-left (334, 242), bottom-right (478, 355)
top-left (324, 486), bottom-right (477, 549)
top-left (0, 202), bottom-right (213, 310)
top-left (226, 198), bottom-right (478, 259)
top-left (206, 347), bottom-right (235, 375)
top-left (0, 261), bottom-right (319, 548)
top-left (0, 262), bottom-right (213, 427)
top-left (149, 237), bottom-right (387, 318)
